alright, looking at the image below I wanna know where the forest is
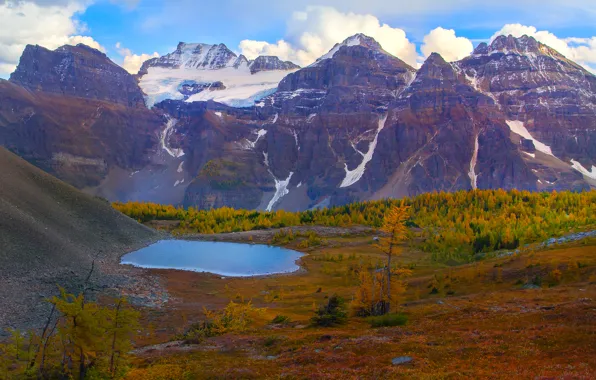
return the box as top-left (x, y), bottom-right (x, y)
top-left (113, 189), bottom-right (596, 262)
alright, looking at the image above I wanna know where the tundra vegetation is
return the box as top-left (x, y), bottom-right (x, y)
top-left (2, 190), bottom-right (596, 378)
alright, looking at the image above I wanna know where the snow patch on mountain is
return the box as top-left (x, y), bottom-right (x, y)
top-left (340, 114), bottom-right (388, 188)
top-left (469, 134), bottom-right (479, 189)
top-left (244, 129), bottom-right (267, 150)
top-left (314, 35), bottom-right (363, 65)
top-left (570, 159), bottom-right (596, 180)
top-left (160, 117), bottom-right (185, 158)
top-left (506, 120), bottom-right (554, 156)
top-left (266, 172), bottom-right (294, 212)
top-left (292, 129), bottom-right (299, 150)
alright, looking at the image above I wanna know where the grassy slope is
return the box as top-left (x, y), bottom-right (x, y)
top-left (127, 233), bottom-right (596, 379)
top-left (0, 147), bottom-right (157, 328)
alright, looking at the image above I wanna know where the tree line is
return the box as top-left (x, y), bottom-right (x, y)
top-left (113, 189), bottom-right (596, 262)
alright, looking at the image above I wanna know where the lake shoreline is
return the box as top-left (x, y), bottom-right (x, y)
top-left (120, 239), bottom-right (306, 278)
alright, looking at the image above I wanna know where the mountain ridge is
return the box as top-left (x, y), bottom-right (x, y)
top-left (1, 33), bottom-right (595, 211)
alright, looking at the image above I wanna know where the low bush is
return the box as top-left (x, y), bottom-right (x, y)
top-left (177, 301), bottom-right (266, 343)
top-left (367, 313), bottom-right (408, 328)
top-left (271, 315), bottom-right (290, 324)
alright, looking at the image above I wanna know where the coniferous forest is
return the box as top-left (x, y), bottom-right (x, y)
top-left (114, 189), bottom-right (596, 262)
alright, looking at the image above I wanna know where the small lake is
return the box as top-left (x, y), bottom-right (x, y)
top-left (121, 240), bottom-right (303, 277)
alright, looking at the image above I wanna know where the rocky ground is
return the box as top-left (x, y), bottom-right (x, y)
top-left (0, 147), bottom-right (163, 332)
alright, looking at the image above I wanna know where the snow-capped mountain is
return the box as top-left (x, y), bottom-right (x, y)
top-left (137, 42), bottom-right (300, 108)
top-left (1, 33), bottom-right (595, 211)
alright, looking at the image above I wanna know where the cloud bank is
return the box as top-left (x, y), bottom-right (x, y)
top-left (1, 2), bottom-right (595, 77)
top-left (421, 27), bottom-right (473, 62)
top-left (240, 6), bottom-right (418, 67)
top-left (116, 42), bottom-right (159, 74)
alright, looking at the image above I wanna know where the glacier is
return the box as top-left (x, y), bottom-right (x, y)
top-left (140, 66), bottom-right (297, 108)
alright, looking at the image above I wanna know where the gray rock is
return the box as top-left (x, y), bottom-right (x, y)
top-left (392, 356), bottom-right (413, 365)
top-left (522, 284), bottom-right (541, 290)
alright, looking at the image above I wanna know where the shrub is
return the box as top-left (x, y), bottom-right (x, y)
top-left (263, 335), bottom-right (281, 347)
top-left (547, 269), bottom-right (563, 286)
top-left (311, 294), bottom-right (348, 327)
top-left (271, 315), bottom-right (290, 324)
top-left (178, 301), bottom-right (265, 343)
top-left (271, 229), bottom-right (296, 245)
top-left (297, 231), bottom-right (323, 249)
top-left (367, 313), bottom-right (408, 328)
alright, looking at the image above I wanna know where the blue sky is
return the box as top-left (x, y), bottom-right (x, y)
top-left (79, 0), bottom-right (595, 58)
top-left (0, 0), bottom-right (595, 76)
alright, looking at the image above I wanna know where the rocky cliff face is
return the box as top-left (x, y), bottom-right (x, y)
top-left (454, 34), bottom-right (596, 189)
top-left (2, 34), bottom-right (595, 210)
top-left (10, 44), bottom-right (145, 107)
top-left (1, 44), bottom-right (163, 189)
top-left (178, 34), bottom-right (594, 210)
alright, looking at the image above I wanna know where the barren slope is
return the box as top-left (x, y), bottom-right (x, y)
top-left (0, 147), bottom-right (158, 329)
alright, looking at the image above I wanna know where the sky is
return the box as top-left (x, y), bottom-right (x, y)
top-left (0, 0), bottom-right (595, 78)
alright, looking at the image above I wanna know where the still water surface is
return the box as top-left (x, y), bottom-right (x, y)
top-left (121, 240), bottom-right (303, 277)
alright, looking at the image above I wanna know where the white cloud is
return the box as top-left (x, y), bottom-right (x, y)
top-left (421, 27), bottom-right (473, 62)
top-left (67, 35), bottom-right (105, 52)
top-left (492, 24), bottom-right (596, 73)
top-left (0, 0), bottom-right (103, 77)
top-left (116, 42), bottom-right (158, 74)
top-left (239, 6), bottom-right (418, 67)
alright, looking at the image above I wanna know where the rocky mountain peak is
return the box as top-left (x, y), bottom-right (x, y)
top-left (248, 56), bottom-right (300, 74)
top-left (10, 43), bottom-right (144, 107)
top-left (56, 43), bottom-right (108, 58)
top-left (490, 34), bottom-right (540, 54)
top-left (474, 34), bottom-right (567, 61)
top-left (313, 33), bottom-right (384, 64)
top-left (137, 41), bottom-right (300, 108)
top-left (413, 52), bottom-right (458, 82)
top-left (233, 54), bottom-right (250, 68)
top-left (345, 33), bottom-right (383, 49)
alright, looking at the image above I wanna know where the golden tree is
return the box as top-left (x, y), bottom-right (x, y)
top-left (375, 205), bottom-right (410, 314)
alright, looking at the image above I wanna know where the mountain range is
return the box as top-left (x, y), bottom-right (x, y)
top-left (1, 33), bottom-right (594, 211)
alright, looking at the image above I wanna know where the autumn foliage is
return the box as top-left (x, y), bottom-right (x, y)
top-left (114, 190), bottom-right (596, 262)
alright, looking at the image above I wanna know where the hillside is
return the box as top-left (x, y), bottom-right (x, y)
top-left (0, 147), bottom-right (158, 329)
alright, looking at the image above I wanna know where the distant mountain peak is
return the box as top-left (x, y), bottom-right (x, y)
top-left (410, 52), bottom-right (458, 86)
top-left (313, 33), bottom-right (384, 65)
top-left (474, 34), bottom-right (567, 61)
top-left (10, 43), bottom-right (144, 107)
top-left (248, 56), bottom-right (300, 74)
top-left (139, 41), bottom-right (299, 75)
top-left (55, 43), bottom-right (107, 58)
top-left (137, 41), bottom-right (300, 108)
